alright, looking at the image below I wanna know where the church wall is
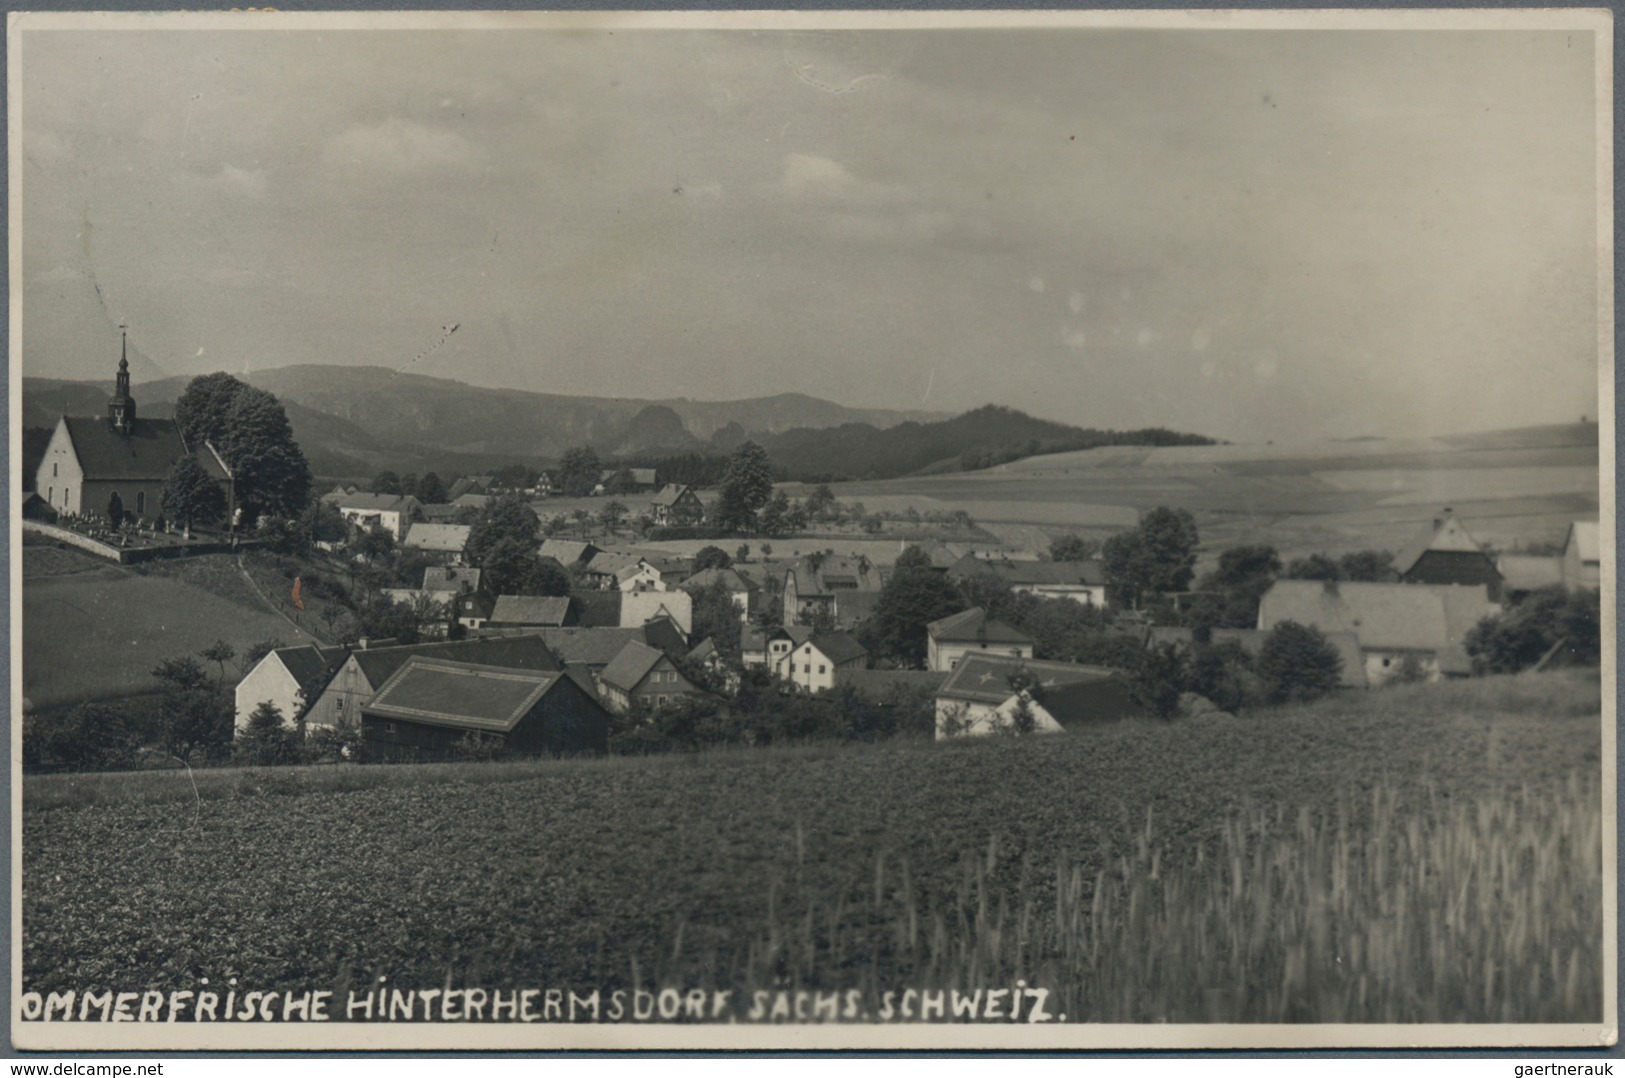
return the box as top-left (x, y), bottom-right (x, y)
top-left (78, 479), bottom-right (168, 526)
top-left (38, 422), bottom-right (85, 517)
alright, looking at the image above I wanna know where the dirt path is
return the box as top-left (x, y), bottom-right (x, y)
top-left (235, 553), bottom-right (331, 645)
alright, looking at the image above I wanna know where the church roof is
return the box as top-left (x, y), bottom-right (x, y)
top-left (59, 415), bottom-right (190, 482)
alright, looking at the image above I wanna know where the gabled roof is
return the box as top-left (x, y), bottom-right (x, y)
top-left (1495, 555), bottom-right (1564, 593)
top-left (424, 566), bottom-right (482, 593)
top-left (536, 627), bottom-right (646, 667)
top-left (651, 484), bottom-right (695, 507)
top-left (452, 493), bottom-right (491, 509)
top-left (787, 555), bottom-right (886, 596)
top-left (585, 552), bottom-right (643, 577)
top-left (938, 654), bottom-right (1121, 706)
top-left (1258, 580), bottom-right (1496, 657)
top-left (59, 415), bottom-right (190, 482)
top-left (489, 595), bottom-right (572, 627)
top-left (538, 540), bottom-right (599, 567)
top-left (926, 607), bottom-right (1034, 645)
top-left (623, 590), bottom-right (692, 634)
top-left (686, 638), bottom-right (718, 664)
top-left (362, 658), bottom-right (578, 733)
top-left (417, 503), bottom-right (462, 522)
top-left (402, 522), bottom-right (470, 552)
top-left (348, 633), bottom-right (560, 688)
top-left (599, 640), bottom-right (668, 693)
top-left (1396, 513), bottom-right (1491, 575)
top-left (641, 616), bottom-right (690, 659)
top-left (601, 467), bottom-right (658, 485)
top-left (1567, 521), bottom-right (1600, 563)
top-left (570, 590), bottom-right (623, 628)
top-left (616, 562), bottom-right (658, 584)
top-left (272, 644), bottom-right (348, 690)
top-left (681, 567), bottom-right (757, 594)
top-left (805, 631), bottom-right (869, 666)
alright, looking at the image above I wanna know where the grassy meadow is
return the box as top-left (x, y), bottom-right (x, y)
top-left (23, 671), bottom-right (1603, 1024)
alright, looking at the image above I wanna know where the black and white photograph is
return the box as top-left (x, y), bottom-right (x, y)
top-left (9, 9), bottom-right (1614, 1051)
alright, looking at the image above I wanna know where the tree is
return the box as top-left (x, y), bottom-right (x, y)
top-left (558, 446), bottom-right (603, 498)
top-left (106, 490), bottom-right (125, 527)
top-left (693, 545), bottom-right (733, 571)
top-left (714, 440), bottom-right (775, 533)
top-left (1186, 639), bottom-right (1258, 714)
top-left (1282, 553), bottom-right (1340, 581)
top-left (1255, 621), bottom-right (1344, 705)
top-left (373, 470), bottom-right (402, 496)
top-left (603, 468), bottom-right (639, 496)
top-left (1338, 550), bottom-right (1397, 582)
top-left (598, 500), bottom-right (628, 535)
top-left (466, 494), bottom-right (541, 568)
top-left (399, 474), bottom-right (419, 499)
top-left (735, 544), bottom-right (751, 564)
top-left (152, 655), bottom-right (231, 763)
top-left (24, 703), bottom-right (142, 772)
top-left (689, 578), bottom-right (744, 656)
top-left (200, 639), bottom-right (236, 686)
top-left (1049, 533), bottom-right (1098, 561)
top-left (303, 498), bottom-right (349, 547)
top-left (1465, 586), bottom-right (1600, 673)
top-left (161, 455), bottom-right (227, 532)
top-left (895, 545), bottom-right (935, 573)
top-left (1192, 543), bottom-right (1282, 630)
top-left (1131, 642), bottom-right (1187, 719)
top-left (756, 490), bottom-right (791, 537)
top-left (481, 537), bottom-right (572, 597)
top-left (416, 472), bottom-right (448, 505)
top-left (1102, 507), bottom-right (1200, 608)
top-left (180, 378), bottom-right (313, 522)
top-left (861, 566), bottom-right (967, 668)
top-left (236, 701), bottom-right (301, 766)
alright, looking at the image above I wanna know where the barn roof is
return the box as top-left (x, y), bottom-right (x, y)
top-left (489, 595), bottom-right (572, 627)
top-left (938, 654), bottom-right (1121, 706)
top-left (1396, 513), bottom-right (1491, 575)
top-left (1495, 555), bottom-right (1564, 594)
top-left (651, 484), bottom-right (694, 507)
top-left (538, 539), bottom-right (599, 566)
top-left (599, 640), bottom-right (667, 693)
top-left (362, 658), bottom-right (576, 733)
top-left (349, 633), bottom-right (560, 688)
top-left (807, 631), bottom-right (869, 665)
top-left (59, 415), bottom-right (190, 482)
top-left (273, 644), bottom-right (348, 690)
top-left (402, 523), bottom-right (470, 553)
top-left (570, 590), bottom-right (623, 628)
top-left (1257, 580), bottom-right (1496, 662)
top-left (536, 627), bottom-right (646, 667)
top-left (338, 492), bottom-right (419, 514)
top-left (927, 607), bottom-right (1034, 645)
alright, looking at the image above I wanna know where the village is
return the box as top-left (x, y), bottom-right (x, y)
top-left (20, 353), bottom-right (1604, 771)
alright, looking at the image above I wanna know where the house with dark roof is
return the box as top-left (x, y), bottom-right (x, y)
top-left (926, 607), bottom-right (1036, 672)
top-left (949, 555), bottom-right (1109, 607)
top-left (783, 555), bottom-right (887, 627)
top-left (776, 631), bottom-right (869, 694)
top-left (456, 590), bottom-right (497, 630)
top-left (1396, 509), bottom-right (1502, 596)
top-left (1256, 579), bottom-right (1498, 685)
top-left (487, 595), bottom-right (573, 629)
top-left (934, 655), bottom-right (1137, 739)
top-left (596, 640), bottom-right (706, 714)
top-left (1563, 521), bottom-right (1601, 591)
top-left (650, 484), bottom-right (706, 527)
top-left (569, 589), bottom-right (624, 629)
top-left (302, 634), bottom-right (561, 731)
top-left (1495, 554), bottom-right (1565, 603)
top-left (742, 624), bottom-right (815, 670)
top-left (234, 643), bottom-right (349, 735)
top-left (360, 658), bottom-right (609, 762)
top-left (679, 567), bottom-right (759, 623)
top-left (597, 467), bottom-right (659, 494)
top-left (538, 539), bottom-right (601, 570)
top-left (446, 475), bottom-right (494, 501)
top-left (401, 522), bottom-right (471, 563)
top-left (36, 340), bottom-right (234, 526)
top-left (622, 589), bottom-right (692, 637)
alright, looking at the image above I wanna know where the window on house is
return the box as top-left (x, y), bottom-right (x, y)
top-left (1382, 657), bottom-right (1392, 668)
top-left (656, 695), bottom-right (668, 707)
top-left (52, 463), bottom-right (57, 478)
top-left (790, 663), bottom-right (797, 673)
top-left (818, 665), bottom-right (826, 675)
top-left (336, 698), bottom-right (344, 712)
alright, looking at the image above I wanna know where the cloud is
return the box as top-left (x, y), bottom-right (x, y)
top-left (211, 164), bottom-right (267, 199)
top-left (1064, 329), bottom-right (1088, 351)
top-left (777, 152), bottom-right (907, 207)
top-left (323, 118), bottom-right (485, 176)
top-left (1028, 275), bottom-right (1046, 293)
top-left (1067, 291), bottom-right (1085, 314)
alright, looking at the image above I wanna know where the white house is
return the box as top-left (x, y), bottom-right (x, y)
top-left (680, 567), bottom-right (759, 623)
top-left (336, 493), bottom-right (422, 540)
top-left (615, 561), bottom-right (666, 593)
top-left (949, 556), bottom-right (1109, 606)
top-left (742, 624), bottom-right (813, 670)
top-left (621, 589), bottom-right (693, 637)
top-left (933, 655), bottom-right (1136, 739)
top-left (401, 522), bottom-right (471, 563)
top-left (234, 644), bottom-right (347, 735)
top-left (925, 607), bottom-right (1036, 672)
top-left (1564, 521), bottom-right (1601, 591)
top-left (774, 632), bottom-right (869, 694)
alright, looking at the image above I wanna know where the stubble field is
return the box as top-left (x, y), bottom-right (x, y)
top-left (23, 671), bottom-right (1604, 1024)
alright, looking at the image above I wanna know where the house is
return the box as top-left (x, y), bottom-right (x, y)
top-left (650, 484), bottom-right (706, 527)
top-left (639, 555), bottom-right (695, 587)
top-left (446, 475), bottom-right (493, 501)
top-left (417, 503), bottom-right (463, 523)
top-left (949, 555), bottom-right (1109, 606)
top-left (452, 493), bottom-right (491, 513)
top-left (934, 655), bottom-right (1137, 739)
top-left (783, 555), bottom-right (887, 627)
top-left (597, 640), bottom-right (707, 714)
top-left (742, 624), bottom-right (814, 671)
top-left (301, 634), bottom-right (561, 732)
top-left (925, 608), bottom-right (1036, 672)
top-left (615, 561), bottom-right (666, 593)
top-left (1495, 554), bottom-right (1566, 603)
top-left (901, 539), bottom-right (974, 573)
top-left (1144, 626), bottom-right (1367, 690)
top-left (456, 591), bottom-right (497, 630)
top-left (487, 595), bottom-right (573, 629)
top-left (538, 539), bottom-right (601, 570)
top-left (582, 552), bottom-right (644, 590)
top-left (1256, 579), bottom-right (1499, 686)
top-left (234, 643), bottom-right (349, 734)
top-left (598, 467), bottom-right (659, 494)
top-left (1563, 521), bottom-right (1601, 591)
top-left (320, 484), bottom-right (360, 506)
top-left (680, 567), bottom-right (759, 623)
top-left (401, 522), bottom-right (472, 564)
top-left (622, 589), bottom-right (693, 637)
top-left (360, 658), bottom-right (609, 763)
top-left (336, 493), bottom-right (422, 540)
top-left (36, 342), bottom-right (235, 525)
top-left (776, 631), bottom-right (869, 694)
top-left (569, 589), bottom-right (623, 629)
top-left (424, 566), bottom-right (482, 597)
top-left (1396, 509), bottom-right (1502, 596)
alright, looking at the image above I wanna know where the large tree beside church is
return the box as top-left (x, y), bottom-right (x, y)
top-left (174, 373), bottom-right (311, 521)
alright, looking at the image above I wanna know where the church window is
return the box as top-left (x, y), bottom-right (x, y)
top-left (136, 492), bottom-right (146, 515)
top-left (47, 487), bottom-right (53, 505)
top-left (52, 463), bottom-right (57, 478)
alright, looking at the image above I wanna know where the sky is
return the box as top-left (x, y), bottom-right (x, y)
top-left (16, 17), bottom-right (1604, 442)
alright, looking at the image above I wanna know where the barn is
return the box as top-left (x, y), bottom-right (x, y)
top-left (1396, 509), bottom-right (1502, 596)
top-left (360, 657), bottom-right (610, 762)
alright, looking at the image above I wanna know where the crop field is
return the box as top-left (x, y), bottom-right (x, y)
top-left (23, 671), bottom-right (1603, 1024)
top-left (22, 548), bottom-right (316, 708)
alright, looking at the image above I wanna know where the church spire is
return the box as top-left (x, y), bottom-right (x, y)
top-left (108, 323), bottom-right (135, 434)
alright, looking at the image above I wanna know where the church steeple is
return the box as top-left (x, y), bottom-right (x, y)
top-left (107, 325), bottom-right (135, 434)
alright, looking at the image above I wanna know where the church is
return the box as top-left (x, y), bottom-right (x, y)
top-left (35, 337), bottom-right (234, 526)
